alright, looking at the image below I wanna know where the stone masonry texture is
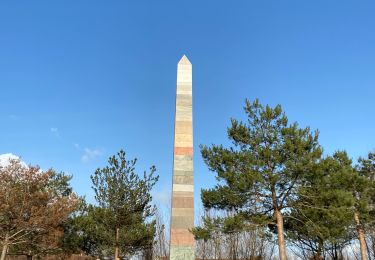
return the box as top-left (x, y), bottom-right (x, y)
top-left (169, 55), bottom-right (195, 260)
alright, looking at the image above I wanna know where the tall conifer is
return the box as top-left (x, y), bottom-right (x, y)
top-left (194, 99), bottom-right (321, 260)
top-left (90, 150), bottom-right (159, 259)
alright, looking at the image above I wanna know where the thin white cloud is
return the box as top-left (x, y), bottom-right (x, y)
top-left (81, 148), bottom-right (102, 163)
top-left (73, 143), bottom-right (80, 149)
top-left (0, 153), bottom-right (27, 168)
top-left (50, 127), bottom-right (60, 137)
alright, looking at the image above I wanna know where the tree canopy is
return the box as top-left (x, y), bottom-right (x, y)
top-left (193, 99), bottom-right (322, 260)
top-left (82, 150), bottom-right (159, 259)
top-left (0, 159), bottom-right (78, 260)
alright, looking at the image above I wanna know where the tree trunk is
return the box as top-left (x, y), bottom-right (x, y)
top-left (0, 233), bottom-right (9, 260)
top-left (355, 212), bottom-right (368, 260)
top-left (315, 240), bottom-right (323, 260)
top-left (0, 245), bottom-right (7, 260)
top-left (275, 209), bottom-right (287, 260)
top-left (115, 227), bottom-right (120, 260)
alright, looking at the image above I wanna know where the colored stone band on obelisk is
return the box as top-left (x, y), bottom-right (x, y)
top-left (169, 55), bottom-right (195, 260)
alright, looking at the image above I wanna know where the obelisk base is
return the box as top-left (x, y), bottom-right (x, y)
top-left (170, 246), bottom-right (195, 260)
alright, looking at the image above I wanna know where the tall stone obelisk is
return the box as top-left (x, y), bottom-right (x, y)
top-left (170, 55), bottom-right (195, 260)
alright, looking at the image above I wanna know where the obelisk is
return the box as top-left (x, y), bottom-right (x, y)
top-left (169, 55), bottom-right (195, 260)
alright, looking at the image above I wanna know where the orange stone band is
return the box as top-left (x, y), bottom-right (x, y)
top-left (174, 147), bottom-right (193, 155)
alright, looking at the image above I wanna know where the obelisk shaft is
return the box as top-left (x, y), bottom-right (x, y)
top-left (170, 55), bottom-right (195, 260)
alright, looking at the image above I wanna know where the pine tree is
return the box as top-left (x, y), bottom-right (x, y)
top-left (285, 151), bottom-right (356, 259)
top-left (354, 151), bottom-right (375, 260)
top-left (285, 151), bottom-right (375, 260)
top-left (90, 150), bottom-right (159, 259)
top-left (193, 99), bottom-right (322, 260)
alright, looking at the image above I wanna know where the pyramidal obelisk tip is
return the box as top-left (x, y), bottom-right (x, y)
top-left (178, 54), bottom-right (191, 65)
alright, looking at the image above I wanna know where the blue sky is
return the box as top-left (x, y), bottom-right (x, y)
top-left (1, 1), bottom-right (374, 217)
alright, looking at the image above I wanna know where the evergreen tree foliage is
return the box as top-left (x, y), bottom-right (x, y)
top-left (193, 99), bottom-right (322, 260)
top-left (356, 151), bottom-right (375, 217)
top-left (354, 151), bottom-right (375, 259)
top-left (285, 151), bottom-right (357, 259)
top-left (285, 151), bottom-right (375, 260)
top-left (60, 202), bottom-right (100, 257)
top-left (88, 150), bottom-right (159, 258)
